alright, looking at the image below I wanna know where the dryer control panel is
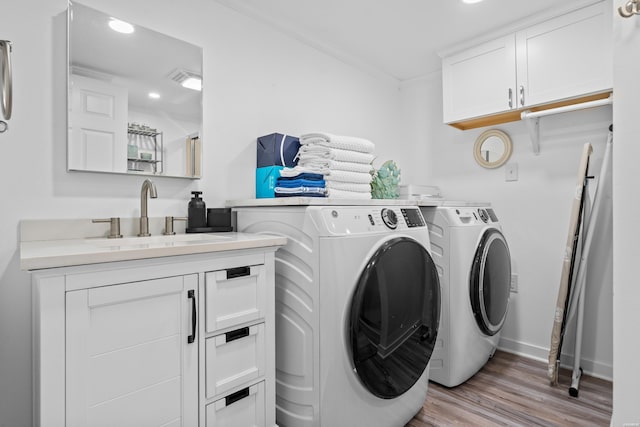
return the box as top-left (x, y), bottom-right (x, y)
top-left (313, 206), bottom-right (427, 236)
top-left (433, 207), bottom-right (499, 226)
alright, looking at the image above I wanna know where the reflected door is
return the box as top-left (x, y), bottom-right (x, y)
top-left (68, 74), bottom-right (128, 173)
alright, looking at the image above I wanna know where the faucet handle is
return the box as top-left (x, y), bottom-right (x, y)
top-left (92, 217), bottom-right (123, 239)
top-left (164, 216), bottom-right (188, 235)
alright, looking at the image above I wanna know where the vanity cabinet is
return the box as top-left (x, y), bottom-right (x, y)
top-left (65, 275), bottom-right (198, 427)
top-left (30, 248), bottom-right (279, 427)
top-left (442, 1), bottom-right (612, 127)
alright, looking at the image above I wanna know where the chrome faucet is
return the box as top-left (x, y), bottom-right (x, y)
top-left (138, 179), bottom-right (158, 236)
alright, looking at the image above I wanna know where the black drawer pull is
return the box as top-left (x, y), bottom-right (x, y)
top-left (226, 327), bottom-right (250, 343)
top-left (226, 266), bottom-right (251, 280)
top-left (187, 290), bottom-right (196, 344)
top-left (225, 387), bottom-right (250, 406)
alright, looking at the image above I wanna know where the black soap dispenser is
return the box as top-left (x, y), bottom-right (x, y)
top-left (186, 191), bottom-right (207, 232)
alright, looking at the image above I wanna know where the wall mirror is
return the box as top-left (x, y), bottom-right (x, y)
top-left (67, 2), bottom-right (202, 179)
top-left (473, 129), bottom-right (513, 169)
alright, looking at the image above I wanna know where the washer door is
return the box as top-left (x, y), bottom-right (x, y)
top-left (469, 228), bottom-right (512, 336)
top-left (349, 237), bottom-right (440, 399)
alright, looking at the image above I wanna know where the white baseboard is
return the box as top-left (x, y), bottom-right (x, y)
top-left (498, 336), bottom-right (612, 381)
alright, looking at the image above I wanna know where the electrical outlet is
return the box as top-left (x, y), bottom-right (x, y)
top-left (510, 274), bottom-right (518, 293)
top-left (506, 163), bottom-right (518, 182)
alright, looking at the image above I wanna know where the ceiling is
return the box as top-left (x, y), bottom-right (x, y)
top-left (213, 0), bottom-right (578, 81)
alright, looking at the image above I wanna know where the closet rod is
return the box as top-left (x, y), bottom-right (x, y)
top-left (520, 95), bottom-right (612, 155)
top-left (520, 95), bottom-right (612, 121)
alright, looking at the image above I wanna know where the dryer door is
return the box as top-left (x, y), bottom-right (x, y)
top-left (349, 237), bottom-right (440, 399)
top-left (469, 228), bottom-right (512, 336)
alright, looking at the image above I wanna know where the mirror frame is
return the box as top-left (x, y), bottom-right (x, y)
top-left (473, 129), bottom-right (513, 169)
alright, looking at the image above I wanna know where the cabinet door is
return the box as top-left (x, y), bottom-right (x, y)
top-left (516, 2), bottom-right (612, 107)
top-left (66, 275), bottom-right (198, 427)
top-left (442, 35), bottom-right (516, 123)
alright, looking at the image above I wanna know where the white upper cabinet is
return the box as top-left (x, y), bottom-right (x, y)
top-left (443, 35), bottom-right (517, 125)
top-left (442, 1), bottom-right (612, 127)
top-left (516, 3), bottom-right (612, 108)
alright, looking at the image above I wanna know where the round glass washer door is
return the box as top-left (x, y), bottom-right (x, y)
top-left (469, 228), bottom-right (512, 336)
top-left (349, 236), bottom-right (440, 399)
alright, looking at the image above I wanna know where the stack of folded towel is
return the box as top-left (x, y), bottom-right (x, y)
top-left (277, 132), bottom-right (375, 199)
top-left (274, 172), bottom-right (326, 198)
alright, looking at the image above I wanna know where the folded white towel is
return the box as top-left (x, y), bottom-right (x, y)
top-left (324, 170), bottom-right (373, 184)
top-left (300, 132), bottom-right (375, 154)
top-left (298, 158), bottom-right (373, 174)
top-left (326, 188), bottom-right (372, 199)
top-left (298, 145), bottom-right (375, 164)
top-left (279, 166), bottom-right (327, 177)
top-left (325, 182), bottom-right (372, 193)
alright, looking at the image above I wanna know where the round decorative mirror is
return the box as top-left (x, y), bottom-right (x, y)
top-left (474, 129), bottom-right (513, 169)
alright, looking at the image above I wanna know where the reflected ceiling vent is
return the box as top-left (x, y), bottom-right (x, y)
top-left (168, 68), bottom-right (202, 91)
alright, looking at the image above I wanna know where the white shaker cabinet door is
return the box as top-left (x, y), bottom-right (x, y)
top-left (442, 35), bottom-right (517, 123)
top-left (515, 2), bottom-right (612, 108)
top-left (65, 275), bottom-right (198, 427)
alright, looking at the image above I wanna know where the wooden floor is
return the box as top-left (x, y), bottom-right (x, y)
top-left (407, 351), bottom-right (612, 427)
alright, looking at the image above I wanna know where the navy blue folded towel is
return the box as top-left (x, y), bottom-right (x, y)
top-left (276, 178), bottom-right (325, 188)
top-left (275, 192), bottom-right (326, 198)
top-left (277, 173), bottom-right (324, 181)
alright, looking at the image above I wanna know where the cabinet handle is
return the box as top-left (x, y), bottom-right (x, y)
top-left (508, 88), bottom-right (513, 109)
top-left (187, 290), bottom-right (196, 344)
top-left (225, 326), bottom-right (250, 343)
top-left (225, 387), bottom-right (250, 407)
top-left (226, 266), bottom-right (251, 280)
top-left (519, 85), bottom-right (525, 106)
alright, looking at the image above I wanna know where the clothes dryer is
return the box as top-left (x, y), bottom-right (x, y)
top-left (235, 205), bottom-right (440, 427)
top-left (420, 204), bottom-right (511, 388)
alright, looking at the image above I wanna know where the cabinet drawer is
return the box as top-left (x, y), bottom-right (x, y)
top-left (206, 382), bottom-right (265, 427)
top-left (206, 323), bottom-right (266, 399)
top-left (205, 265), bottom-right (266, 332)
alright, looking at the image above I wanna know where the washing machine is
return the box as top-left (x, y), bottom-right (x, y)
top-left (235, 204), bottom-right (440, 427)
top-left (420, 203), bottom-right (511, 388)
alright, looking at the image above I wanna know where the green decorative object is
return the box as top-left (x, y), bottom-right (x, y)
top-left (371, 160), bottom-right (401, 199)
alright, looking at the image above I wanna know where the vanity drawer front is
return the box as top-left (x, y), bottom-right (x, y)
top-left (205, 323), bottom-right (266, 399)
top-left (205, 265), bottom-right (266, 333)
top-left (206, 382), bottom-right (265, 427)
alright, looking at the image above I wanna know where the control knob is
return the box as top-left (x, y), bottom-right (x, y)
top-left (381, 208), bottom-right (398, 229)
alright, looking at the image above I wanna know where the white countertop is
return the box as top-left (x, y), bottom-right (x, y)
top-left (226, 197), bottom-right (443, 207)
top-left (20, 232), bottom-right (287, 271)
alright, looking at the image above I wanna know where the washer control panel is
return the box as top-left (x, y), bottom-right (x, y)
top-left (317, 206), bottom-right (427, 235)
top-left (401, 208), bottom-right (426, 228)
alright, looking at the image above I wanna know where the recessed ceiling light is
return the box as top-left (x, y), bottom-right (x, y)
top-left (148, 92), bottom-right (160, 99)
top-left (462, 0), bottom-right (484, 3)
top-left (108, 18), bottom-right (134, 34)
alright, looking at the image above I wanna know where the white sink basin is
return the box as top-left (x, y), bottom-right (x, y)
top-left (88, 233), bottom-right (232, 247)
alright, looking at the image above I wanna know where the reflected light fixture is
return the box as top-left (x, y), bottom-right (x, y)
top-left (148, 92), bottom-right (161, 99)
top-left (168, 69), bottom-right (202, 92)
top-left (181, 77), bottom-right (202, 91)
top-left (462, 0), bottom-right (483, 3)
top-left (109, 18), bottom-right (134, 34)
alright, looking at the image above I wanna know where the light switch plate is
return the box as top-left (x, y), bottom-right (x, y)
top-left (506, 163), bottom-right (518, 182)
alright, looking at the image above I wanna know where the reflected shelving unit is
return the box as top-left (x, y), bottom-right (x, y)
top-left (127, 125), bottom-right (164, 175)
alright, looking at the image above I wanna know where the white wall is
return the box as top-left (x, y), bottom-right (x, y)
top-left (399, 73), bottom-right (614, 378)
top-left (0, 1), bottom-right (401, 425)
